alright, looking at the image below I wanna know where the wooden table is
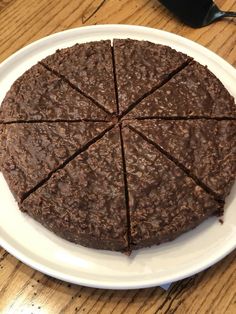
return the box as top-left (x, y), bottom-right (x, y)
top-left (0, 0), bottom-right (236, 313)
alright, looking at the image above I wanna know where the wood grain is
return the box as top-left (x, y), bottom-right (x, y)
top-left (0, 0), bottom-right (236, 313)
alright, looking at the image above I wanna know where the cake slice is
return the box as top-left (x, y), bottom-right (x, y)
top-left (126, 61), bottom-right (236, 119)
top-left (113, 39), bottom-right (191, 114)
top-left (1, 122), bottom-right (109, 202)
top-left (41, 40), bottom-right (117, 115)
top-left (20, 127), bottom-right (128, 251)
top-left (122, 125), bottom-right (221, 249)
top-left (0, 64), bottom-right (109, 122)
top-left (130, 120), bottom-right (236, 200)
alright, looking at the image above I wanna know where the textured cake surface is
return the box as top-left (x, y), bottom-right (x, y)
top-left (1, 122), bottom-right (109, 201)
top-left (20, 127), bottom-right (128, 251)
top-left (126, 61), bottom-right (236, 118)
top-left (41, 40), bottom-right (117, 115)
top-left (122, 126), bottom-right (221, 249)
top-left (130, 120), bottom-right (236, 199)
top-left (0, 64), bottom-right (109, 122)
top-left (113, 39), bottom-right (191, 113)
top-left (0, 39), bottom-right (235, 252)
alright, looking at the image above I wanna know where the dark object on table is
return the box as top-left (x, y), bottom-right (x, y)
top-left (159, 0), bottom-right (236, 28)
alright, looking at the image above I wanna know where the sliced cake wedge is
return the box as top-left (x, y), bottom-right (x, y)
top-left (122, 125), bottom-right (222, 249)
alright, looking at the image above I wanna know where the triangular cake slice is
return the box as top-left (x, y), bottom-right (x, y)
top-left (1, 122), bottom-right (109, 201)
top-left (131, 120), bottom-right (236, 200)
top-left (113, 39), bottom-right (191, 114)
top-left (126, 62), bottom-right (236, 119)
top-left (20, 127), bottom-right (128, 251)
top-left (122, 126), bottom-right (221, 249)
top-left (0, 64), bottom-right (109, 122)
top-left (41, 40), bottom-right (117, 115)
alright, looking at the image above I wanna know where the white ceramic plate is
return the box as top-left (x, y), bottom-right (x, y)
top-left (0, 25), bottom-right (236, 290)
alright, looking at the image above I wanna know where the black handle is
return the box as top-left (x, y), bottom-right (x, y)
top-left (223, 11), bottom-right (236, 18)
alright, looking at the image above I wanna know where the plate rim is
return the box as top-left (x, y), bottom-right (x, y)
top-left (0, 24), bottom-right (236, 289)
top-left (1, 228), bottom-right (236, 289)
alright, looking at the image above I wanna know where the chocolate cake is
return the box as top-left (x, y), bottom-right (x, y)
top-left (20, 126), bottom-right (128, 251)
top-left (41, 40), bottom-right (117, 115)
top-left (0, 64), bottom-right (109, 122)
top-left (125, 61), bottom-right (236, 119)
top-left (113, 39), bottom-right (191, 114)
top-left (122, 126), bottom-right (222, 249)
top-left (130, 120), bottom-right (236, 200)
top-left (0, 39), bottom-right (235, 252)
top-left (1, 122), bottom-right (109, 201)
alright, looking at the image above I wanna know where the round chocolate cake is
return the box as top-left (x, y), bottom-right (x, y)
top-left (0, 39), bottom-right (236, 253)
